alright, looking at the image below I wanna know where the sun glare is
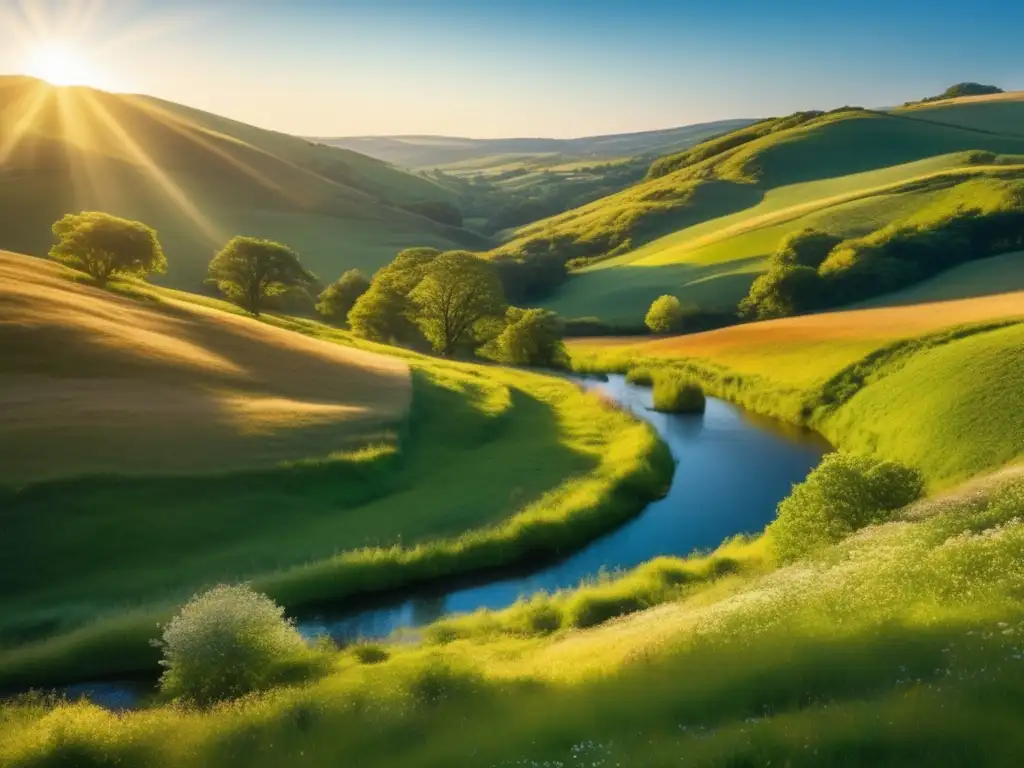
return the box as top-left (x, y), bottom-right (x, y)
top-left (26, 42), bottom-right (105, 88)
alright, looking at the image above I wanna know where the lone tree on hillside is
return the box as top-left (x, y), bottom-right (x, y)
top-left (410, 250), bottom-right (505, 356)
top-left (49, 211), bottom-right (166, 286)
top-left (316, 269), bottom-right (370, 325)
top-left (208, 237), bottom-right (316, 316)
top-left (645, 295), bottom-right (684, 333)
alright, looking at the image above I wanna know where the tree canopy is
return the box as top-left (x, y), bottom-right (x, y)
top-left (207, 237), bottom-right (316, 316)
top-left (645, 295), bottom-right (684, 333)
top-left (493, 307), bottom-right (567, 368)
top-left (410, 250), bottom-right (505, 356)
top-left (316, 269), bottom-right (370, 325)
top-left (49, 211), bottom-right (166, 286)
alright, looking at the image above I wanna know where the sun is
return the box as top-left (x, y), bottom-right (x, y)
top-left (25, 42), bottom-right (106, 88)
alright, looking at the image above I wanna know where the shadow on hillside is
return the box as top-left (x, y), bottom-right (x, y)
top-left (562, 257), bottom-right (765, 323)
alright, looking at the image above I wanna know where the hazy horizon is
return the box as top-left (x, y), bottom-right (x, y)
top-left (1, 0), bottom-right (1022, 140)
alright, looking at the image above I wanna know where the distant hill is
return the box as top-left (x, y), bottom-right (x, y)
top-left (314, 120), bottom-right (758, 170)
top-left (0, 76), bottom-right (489, 291)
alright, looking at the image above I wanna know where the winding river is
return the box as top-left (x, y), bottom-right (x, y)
top-left (300, 375), bottom-right (829, 641)
top-left (59, 375), bottom-right (830, 709)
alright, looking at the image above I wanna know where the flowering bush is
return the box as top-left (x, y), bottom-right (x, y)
top-left (155, 584), bottom-right (315, 705)
top-left (769, 452), bottom-right (924, 562)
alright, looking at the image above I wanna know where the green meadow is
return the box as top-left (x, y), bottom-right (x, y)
top-left (3, 71), bottom-right (1024, 768)
top-left (0, 252), bottom-right (669, 688)
top-left (4, 301), bottom-right (1023, 765)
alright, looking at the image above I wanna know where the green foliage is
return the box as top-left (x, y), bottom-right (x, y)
top-left (768, 452), bottom-right (924, 562)
top-left (347, 248), bottom-right (440, 344)
top-left (350, 642), bottom-right (390, 664)
top-left (48, 211), bottom-right (166, 286)
top-left (155, 585), bottom-right (318, 705)
top-left (651, 372), bottom-right (706, 413)
top-left (315, 269), bottom-right (370, 325)
top-left (739, 264), bottom-right (824, 319)
top-left (644, 294), bottom-right (685, 333)
top-left (207, 237), bottom-right (316, 316)
top-left (410, 251), bottom-right (506, 356)
top-left (492, 308), bottom-right (567, 368)
top-left (773, 228), bottom-right (843, 268)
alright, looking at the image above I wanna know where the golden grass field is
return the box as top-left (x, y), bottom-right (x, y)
top-left (0, 251), bottom-right (411, 483)
top-left (571, 291), bottom-right (1024, 387)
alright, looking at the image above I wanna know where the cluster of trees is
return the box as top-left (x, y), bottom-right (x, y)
top-left (738, 194), bottom-right (1024, 320)
top-left (344, 247), bottom-right (567, 365)
top-left (47, 211), bottom-right (567, 368)
top-left (906, 82), bottom-right (1003, 106)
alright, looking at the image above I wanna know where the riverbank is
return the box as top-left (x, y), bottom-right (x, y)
top-left (571, 314), bottom-right (1024, 489)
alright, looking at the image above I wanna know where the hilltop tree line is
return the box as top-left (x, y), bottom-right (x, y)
top-left (46, 211), bottom-right (567, 368)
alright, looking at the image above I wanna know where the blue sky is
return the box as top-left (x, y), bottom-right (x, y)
top-left (2, 0), bottom-right (1023, 137)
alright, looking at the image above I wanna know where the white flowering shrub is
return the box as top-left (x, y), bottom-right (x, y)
top-left (155, 584), bottom-right (312, 705)
top-left (769, 452), bottom-right (924, 562)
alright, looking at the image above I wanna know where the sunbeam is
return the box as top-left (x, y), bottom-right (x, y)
top-left (80, 90), bottom-right (223, 244)
top-left (0, 79), bottom-right (52, 164)
top-left (125, 95), bottom-right (300, 205)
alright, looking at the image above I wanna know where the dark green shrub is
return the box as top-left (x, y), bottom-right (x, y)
top-left (350, 642), bottom-right (390, 664)
top-left (773, 228), bottom-right (843, 269)
top-left (738, 264), bottom-right (825, 320)
top-left (652, 373), bottom-right (706, 414)
top-left (769, 453), bottom-right (925, 562)
top-left (626, 367), bottom-right (654, 386)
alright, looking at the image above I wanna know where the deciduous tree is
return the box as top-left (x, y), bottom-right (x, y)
top-left (410, 251), bottom-right (505, 356)
top-left (49, 211), bottom-right (166, 286)
top-left (207, 237), bottom-right (315, 317)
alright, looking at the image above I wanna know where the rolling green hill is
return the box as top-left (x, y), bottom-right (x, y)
top-left (0, 77), bottom-right (489, 291)
top-left (492, 95), bottom-right (1024, 324)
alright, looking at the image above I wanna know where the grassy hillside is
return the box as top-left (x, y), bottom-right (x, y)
top-left (0, 251), bottom-right (410, 483)
top-left (0, 77), bottom-right (488, 290)
top-left (491, 97), bottom-right (1024, 324)
top-left (5, 289), bottom-right (1024, 767)
top-left (572, 293), bottom-right (1024, 487)
top-left (0, 253), bottom-right (669, 687)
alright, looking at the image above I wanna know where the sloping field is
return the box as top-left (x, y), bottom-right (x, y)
top-left (898, 91), bottom-right (1024, 135)
top-left (0, 77), bottom-right (487, 290)
top-left (571, 291), bottom-right (1024, 388)
top-left (0, 251), bottom-right (411, 483)
top-left (543, 156), bottom-right (1024, 322)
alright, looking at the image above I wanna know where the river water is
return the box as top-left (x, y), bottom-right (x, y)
top-left (47, 375), bottom-right (829, 709)
top-left (299, 375), bottom-right (829, 642)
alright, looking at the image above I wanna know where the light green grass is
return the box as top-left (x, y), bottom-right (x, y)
top-left (509, 102), bottom-right (1024, 322)
top-left (0, 262), bottom-right (671, 688)
top-left (3, 470), bottom-right (1023, 767)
